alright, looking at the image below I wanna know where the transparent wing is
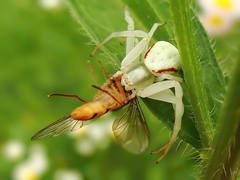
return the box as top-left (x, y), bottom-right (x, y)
top-left (31, 115), bottom-right (95, 140)
top-left (112, 98), bottom-right (150, 154)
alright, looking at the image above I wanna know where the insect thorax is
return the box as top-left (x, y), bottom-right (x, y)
top-left (121, 63), bottom-right (154, 91)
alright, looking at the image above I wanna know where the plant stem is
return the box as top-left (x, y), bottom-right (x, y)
top-left (169, 0), bottom-right (214, 151)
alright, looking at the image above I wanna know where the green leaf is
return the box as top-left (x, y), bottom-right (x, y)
top-left (65, 0), bottom-right (126, 66)
top-left (203, 57), bottom-right (240, 179)
top-left (169, 0), bottom-right (226, 153)
top-left (190, 10), bottom-right (226, 124)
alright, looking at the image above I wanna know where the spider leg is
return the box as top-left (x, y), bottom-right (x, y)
top-left (138, 80), bottom-right (183, 163)
top-left (121, 38), bottom-right (150, 69)
top-left (156, 74), bottom-right (183, 82)
top-left (91, 30), bottom-right (148, 57)
top-left (121, 23), bottom-right (165, 70)
top-left (148, 23), bottom-right (165, 37)
top-left (124, 6), bottom-right (135, 54)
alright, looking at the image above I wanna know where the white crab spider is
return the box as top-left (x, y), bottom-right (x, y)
top-left (92, 7), bottom-right (184, 163)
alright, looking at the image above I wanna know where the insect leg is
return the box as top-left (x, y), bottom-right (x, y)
top-left (87, 60), bottom-right (98, 87)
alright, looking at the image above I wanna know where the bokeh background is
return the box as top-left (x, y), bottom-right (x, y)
top-left (1, 0), bottom-right (239, 179)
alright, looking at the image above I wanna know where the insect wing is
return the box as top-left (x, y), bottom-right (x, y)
top-left (31, 115), bottom-right (95, 140)
top-left (112, 98), bottom-right (150, 154)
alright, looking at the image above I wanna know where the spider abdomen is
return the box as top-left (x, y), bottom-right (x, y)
top-left (144, 41), bottom-right (181, 76)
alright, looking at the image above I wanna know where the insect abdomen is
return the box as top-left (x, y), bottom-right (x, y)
top-left (70, 101), bottom-right (110, 120)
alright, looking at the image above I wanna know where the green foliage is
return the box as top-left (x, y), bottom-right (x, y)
top-left (203, 58), bottom-right (240, 179)
top-left (1, 0), bottom-right (240, 179)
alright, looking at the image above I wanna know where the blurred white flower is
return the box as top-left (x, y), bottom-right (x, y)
top-left (198, 0), bottom-right (240, 35)
top-left (199, 10), bottom-right (237, 35)
top-left (13, 162), bottom-right (39, 180)
top-left (70, 114), bottom-right (113, 156)
top-left (12, 144), bottom-right (48, 180)
top-left (54, 169), bottom-right (83, 180)
top-left (199, 0), bottom-right (240, 16)
top-left (86, 119), bottom-right (112, 142)
top-left (39, 0), bottom-right (64, 9)
top-left (2, 139), bottom-right (25, 161)
top-left (75, 137), bottom-right (96, 156)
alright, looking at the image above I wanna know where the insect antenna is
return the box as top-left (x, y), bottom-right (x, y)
top-left (47, 94), bottom-right (88, 103)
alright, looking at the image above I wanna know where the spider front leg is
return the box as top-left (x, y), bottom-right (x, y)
top-left (137, 80), bottom-right (184, 163)
top-left (124, 6), bottom-right (135, 54)
top-left (91, 22), bottom-right (165, 69)
top-left (90, 30), bottom-right (148, 57)
top-left (121, 23), bottom-right (165, 69)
